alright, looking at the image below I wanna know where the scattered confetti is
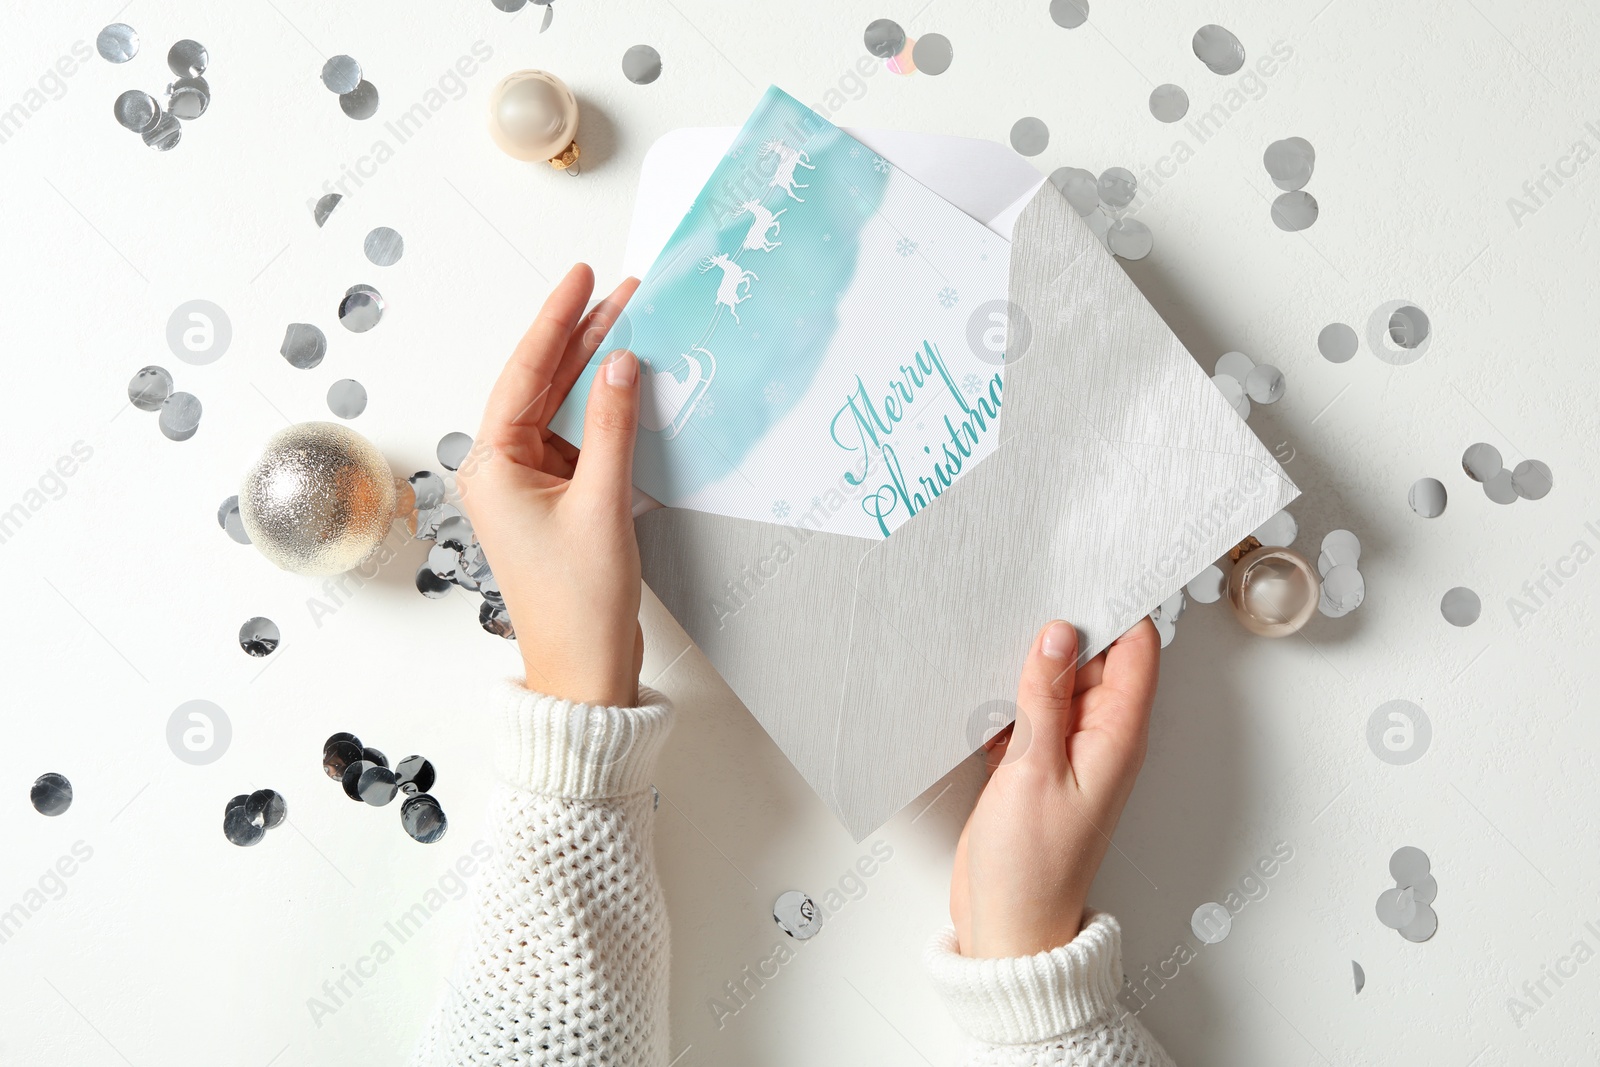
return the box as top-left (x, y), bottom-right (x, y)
top-left (1149, 83), bottom-right (1189, 123)
top-left (31, 773), bottom-right (73, 817)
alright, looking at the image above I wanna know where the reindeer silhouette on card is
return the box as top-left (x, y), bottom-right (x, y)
top-left (761, 138), bottom-right (815, 202)
top-left (698, 253), bottom-right (758, 323)
top-left (733, 200), bottom-right (786, 252)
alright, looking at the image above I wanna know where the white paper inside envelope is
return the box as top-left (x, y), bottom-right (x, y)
top-left (635, 143), bottom-right (1298, 840)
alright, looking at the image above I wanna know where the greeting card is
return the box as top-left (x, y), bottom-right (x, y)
top-left (549, 86), bottom-right (1014, 540)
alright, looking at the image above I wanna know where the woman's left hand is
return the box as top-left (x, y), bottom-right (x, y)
top-left (456, 263), bottom-right (646, 707)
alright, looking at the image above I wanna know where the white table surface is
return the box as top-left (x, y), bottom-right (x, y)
top-left (5, 2), bottom-right (1597, 1064)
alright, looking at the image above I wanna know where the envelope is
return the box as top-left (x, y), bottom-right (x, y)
top-left (626, 129), bottom-right (1299, 840)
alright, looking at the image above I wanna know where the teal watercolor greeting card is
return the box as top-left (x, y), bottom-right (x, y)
top-left (548, 86), bottom-right (1013, 539)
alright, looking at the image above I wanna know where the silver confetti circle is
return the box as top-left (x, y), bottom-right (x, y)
top-left (401, 794), bottom-right (449, 843)
top-left (1408, 477), bottom-right (1447, 517)
top-left (1215, 350), bottom-right (1254, 380)
top-left (1389, 846), bottom-right (1431, 886)
top-left (1049, 167), bottom-right (1100, 216)
top-left (97, 24), bottom-right (140, 64)
top-left (224, 802), bottom-right (265, 846)
top-left (1098, 167), bottom-right (1137, 209)
top-left (246, 788), bottom-right (287, 830)
top-left (327, 379), bottom-right (368, 419)
top-left (1317, 322), bottom-right (1358, 363)
top-left (773, 890), bottom-right (824, 939)
top-left (218, 495), bottom-right (251, 544)
top-left (480, 599), bottom-right (516, 638)
top-left (1440, 586), bottom-right (1481, 627)
top-left (1186, 564), bottom-right (1226, 604)
top-left (1107, 218), bottom-right (1153, 260)
top-left (1193, 24), bottom-right (1246, 75)
top-left (313, 193), bottom-right (343, 228)
top-left (1407, 874), bottom-right (1439, 905)
top-left (1253, 509), bottom-right (1298, 547)
top-left (341, 760), bottom-right (374, 800)
top-left (411, 470), bottom-right (446, 510)
top-left (1149, 83), bottom-right (1189, 123)
top-left (1263, 137), bottom-right (1315, 192)
top-left (864, 19), bottom-right (907, 58)
top-left (340, 80), bottom-right (381, 120)
top-left (395, 755), bottom-right (436, 795)
top-left (1212, 373), bottom-right (1246, 411)
top-left (168, 39), bottom-right (209, 79)
top-left (416, 566), bottom-right (453, 599)
top-left (1321, 529), bottom-right (1361, 567)
top-left (1375, 887), bottom-right (1417, 930)
top-left (321, 55), bottom-right (363, 95)
top-left (1321, 565), bottom-right (1365, 613)
top-left (358, 765), bottom-right (400, 806)
top-left (31, 773), bottom-right (73, 817)
top-left (280, 323), bottom-right (327, 369)
top-left (622, 44), bottom-right (663, 85)
top-left (363, 226), bottom-right (404, 266)
top-left (159, 392), bottom-right (202, 441)
top-left (1398, 903), bottom-right (1438, 942)
top-left (324, 740), bottom-right (363, 781)
top-left (167, 77), bottom-right (210, 120)
top-left (912, 34), bottom-right (954, 75)
top-left (1009, 117), bottom-right (1049, 157)
top-left (1244, 364), bottom-right (1285, 403)
top-left (1483, 469), bottom-right (1517, 505)
top-left (114, 90), bottom-right (160, 133)
top-left (1050, 0), bottom-right (1090, 29)
top-left (143, 112), bottom-right (182, 151)
top-left (239, 616), bottom-right (280, 657)
top-left (437, 432), bottom-right (473, 471)
top-left (1271, 190), bottom-right (1318, 231)
top-left (1512, 459), bottom-right (1553, 500)
top-left (338, 287), bottom-right (385, 332)
top-left (1461, 442), bottom-right (1502, 482)
top-left (129, 365), bottom-right (173, 410)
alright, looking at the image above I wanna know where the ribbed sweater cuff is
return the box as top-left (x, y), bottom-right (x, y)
top-left (924, 911), bottom-right (1125, 1045)
top-left (490, 679), bottom-right (673, 799)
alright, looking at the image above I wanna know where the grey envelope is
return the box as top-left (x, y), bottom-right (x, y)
top-left (637, 183), bottom-right (1299, 840)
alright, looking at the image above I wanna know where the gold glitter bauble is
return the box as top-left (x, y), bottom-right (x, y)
top-left (238, 422), bottom-right (397, 576)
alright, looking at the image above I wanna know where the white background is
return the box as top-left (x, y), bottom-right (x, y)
top-left (4, 1), bottom-right (1598, 1064)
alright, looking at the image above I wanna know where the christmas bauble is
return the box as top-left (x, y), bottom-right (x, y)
top-left (1227, 545), bottom-right (1320, 637)
top-left (238, 422), bottom-right (397, 576)
top-left (488, 69), bottom-right (580, 168)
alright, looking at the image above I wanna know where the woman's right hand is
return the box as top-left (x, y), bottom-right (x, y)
top-left (949, 618), bottom-right (1161, 958)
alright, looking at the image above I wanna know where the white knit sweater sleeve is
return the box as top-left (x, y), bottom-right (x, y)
top-left (408, 679), bottom-right (675, 1067)
top-left (924, 912), bottom-right (1177, 1066)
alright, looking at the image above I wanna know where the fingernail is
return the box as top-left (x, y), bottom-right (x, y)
top-left (1042, 621), bottom-right (1075, 661)
top-left (605, 350), bottom-right (637, 386)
